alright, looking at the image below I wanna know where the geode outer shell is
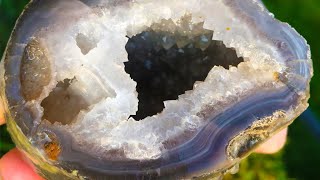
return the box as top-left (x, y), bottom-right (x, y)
top-left (0, 0), bottom-right (313, 179)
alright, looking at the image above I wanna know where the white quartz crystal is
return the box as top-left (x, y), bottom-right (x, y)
top-left (26, 0), bottom-right (287, 160)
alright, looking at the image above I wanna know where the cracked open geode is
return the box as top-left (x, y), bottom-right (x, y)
top-left (0, 0), bottom-right (313, 179)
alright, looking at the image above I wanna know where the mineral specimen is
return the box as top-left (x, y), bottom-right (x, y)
top-left (0, 0), bottom-right (313, 179)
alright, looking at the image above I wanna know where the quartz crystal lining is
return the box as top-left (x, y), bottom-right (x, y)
top-left (124, 16), bottom-right (244, 120)
top-left (1, 0), bottom-right (312, 179)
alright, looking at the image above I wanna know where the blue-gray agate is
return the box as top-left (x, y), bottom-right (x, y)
top-left (0, 0), bottom-right (313, 179)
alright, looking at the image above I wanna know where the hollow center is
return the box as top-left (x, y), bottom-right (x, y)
top-left (124, 17), bottom-right (244, 121)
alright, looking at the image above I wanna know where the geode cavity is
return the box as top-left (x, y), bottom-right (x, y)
top-left (0, 0), bottom-right (313, 179)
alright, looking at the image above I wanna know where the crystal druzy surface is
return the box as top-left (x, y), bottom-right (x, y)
top-left (0, 0), bottom-right (313, 179)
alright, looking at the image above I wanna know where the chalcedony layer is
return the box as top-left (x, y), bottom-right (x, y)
top-left (1, 0), bottom-right (312, 179)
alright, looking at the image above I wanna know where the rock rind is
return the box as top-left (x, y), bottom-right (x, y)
top-left (1, 0), bottom-right (312, 179)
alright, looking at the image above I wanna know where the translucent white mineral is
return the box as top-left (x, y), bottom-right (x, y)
top-left (0, 0), bottom-right (312, 179)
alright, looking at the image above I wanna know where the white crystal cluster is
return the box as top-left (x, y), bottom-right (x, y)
top-left (31, 0), bottom-right (287, 160)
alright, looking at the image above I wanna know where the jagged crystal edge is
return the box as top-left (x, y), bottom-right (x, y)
top-left (2, 0), bottom-right (312, 179)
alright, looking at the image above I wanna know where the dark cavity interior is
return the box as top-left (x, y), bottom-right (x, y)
top-left (124, 17), bottom-right (244, 121)
top-left (41, 78), bottom-right (89, 125)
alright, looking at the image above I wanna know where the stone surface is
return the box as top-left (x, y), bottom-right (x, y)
top-left (20, 39), bottom-right (51, 101)
top-left (0, 0), bottom-right (312, 179)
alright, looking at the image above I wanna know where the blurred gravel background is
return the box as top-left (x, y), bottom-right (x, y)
top-left (0, 0), bottom-right (319, 179)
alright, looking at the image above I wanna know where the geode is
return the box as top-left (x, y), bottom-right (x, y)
top-left (0, 0), bottom-right (313, 179)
